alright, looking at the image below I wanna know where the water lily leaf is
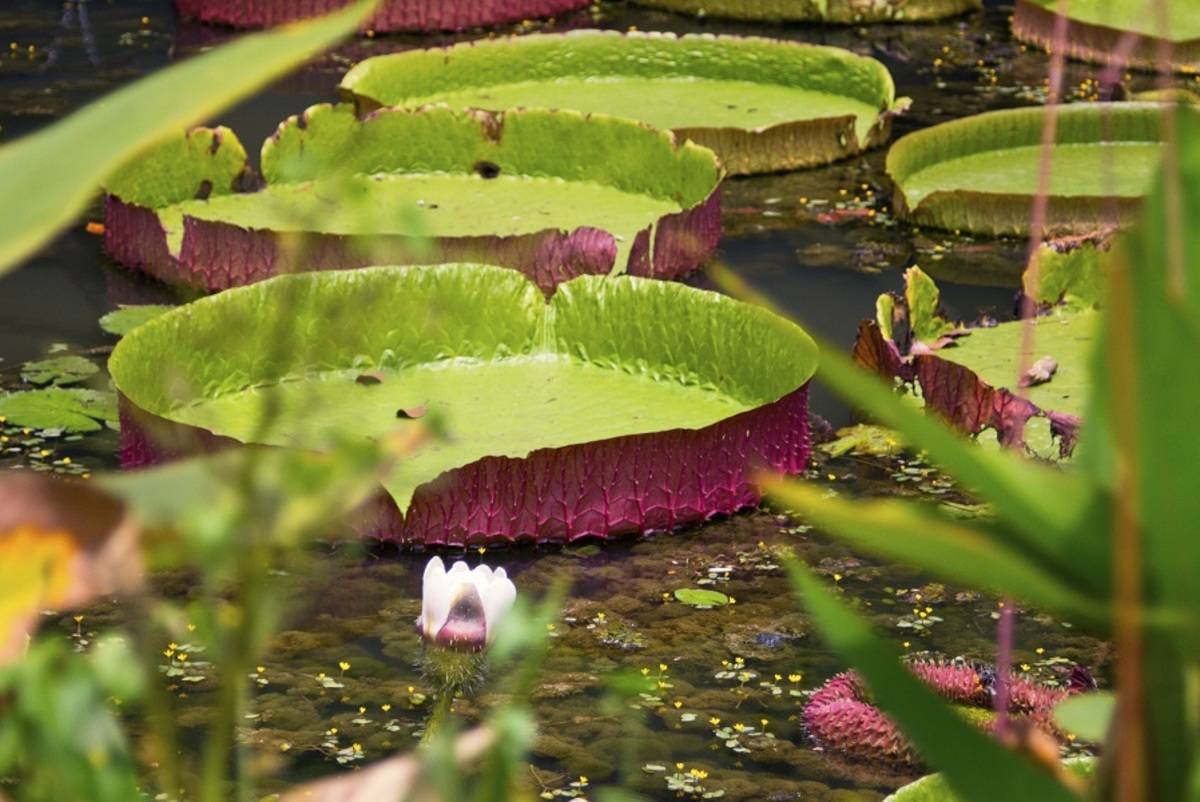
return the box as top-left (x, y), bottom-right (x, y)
top-left (1025, 234), bottom-right (1110, 310)
top-left (629, 0), bottom-right (981, 23)
top-left (103, 104), bottom-right (721, 293)
top-left (0, 473), bottom-right (142, 663)
top-left (903, 266), bottom-right (959, 346)
top-left (707, 260), bottom-right (1098, 560)
top-left (887, 103), bottom-right (1169, 235)
top-left (109, 264), bottom-right (818, 545)
top-left (175, 0), bottom-right (587, 31)
top-left (1053, 692), bottom-right (1115, 743)
top-left (0, 0), bottom-right (377, 278)
top-left (1013, 0), bottom-right (1199, 72)
top-left (674, 589), bottom-right (730, 609)
top-left (19, 355), bottom-right (98, 386)
top-left (98, 304), bottom-right (175, 336)
top-left (819, 424), bottom-right (906, 458)
top-left (0, 388), bottom-right (118, 433)
top-left (341, 31), bottom-right (903, 176)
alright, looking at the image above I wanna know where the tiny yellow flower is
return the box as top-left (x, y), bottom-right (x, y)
top-left (673, 701), bottom-right (683, 709)
top-left (578, 776), bottom-right (588, 785)
top-left (1035, 647), bottom-right (1045, 655)
top-left (382, 703), bottom-right (392, 712)
top-left (788, 674), bottom-right (802, 683)
top-left (733, 723), bottom-right (746, 732)
top-left (339, 661), bottom-right (351, 672)
top-left (256, 666), bottom-right (265, 673)
top-left (641, 667), bottom-right (651, 676)
top-left (280, 742), bottom-right (291, 751)
top-left (709, 717), bottom-right (721, 726)
top-left (675, 763), bottom-right (684, 771)
top-left (659, 663), bottom-right (668, 672)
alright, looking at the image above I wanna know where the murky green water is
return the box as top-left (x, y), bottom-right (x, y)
top-left (0, 0), bottom-right (1163, 798)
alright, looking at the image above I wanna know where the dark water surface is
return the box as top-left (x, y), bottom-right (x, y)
top-left (0, 1), bottom-right (1124, 799)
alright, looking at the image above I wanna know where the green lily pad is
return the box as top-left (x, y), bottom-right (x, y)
top-left (887, 103), bottom-right (1168, 236)
top-left (674, 588), bottom-right (730, 608)
top-left (1013, 0), bottom-right (1200, 73)
top-left (883, 757), bottom-right (1097, 801)
top-left (937, 309), bottom-right (1096, 423)
top-left (340, 31), bottom-right (903, 176)
top-left (819, 424), bottom-right (905, 458)
top-left (0, 388), bottom-right (118, 433)
top-left (99, 305), bottom-right (176, 336)
top-left (20, 355), bottom-right (99, 386)
top-left (103, 105), bottom-right (722, 293)
top-left (630, 0), bottom-right (981, 23)
top-left (1025, 237), bottom-right (1107, 310)
top-left (109, 264), bottom-right (818, 545)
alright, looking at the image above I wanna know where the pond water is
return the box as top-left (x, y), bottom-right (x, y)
top-left (0, 0), bottom-right (1148, 798)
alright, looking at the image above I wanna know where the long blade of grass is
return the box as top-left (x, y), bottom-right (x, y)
top-left (0, 0), bottom-right (378, 276)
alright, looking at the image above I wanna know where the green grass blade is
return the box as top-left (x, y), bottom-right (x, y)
top-left (0, 0), bottom-right (377, 276)
top-left (768, 479), bottom-right (1106, 625)
top-left (787, 560), bottom-right (1084, 802)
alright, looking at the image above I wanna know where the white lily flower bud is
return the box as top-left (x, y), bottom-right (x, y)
top-left (417, 556), bottom-right (516, 651)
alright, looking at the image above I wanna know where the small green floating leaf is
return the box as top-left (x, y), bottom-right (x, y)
top-left (99, 305), bottom-right (175, 336)
top-left (674, 588), bottom-right (730, 609)
top-left (20, 355), bottom-right (98, 386)
top-left (0, 388), bottom-right (118, 433)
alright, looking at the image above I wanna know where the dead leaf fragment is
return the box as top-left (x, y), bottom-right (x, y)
top-left (1019, 356), bottom-right (1058, 388)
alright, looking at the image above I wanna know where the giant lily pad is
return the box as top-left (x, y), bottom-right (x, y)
top-left (1013, 0), bottom-right (1200, 73)
top-left (629, 0), bottom-right (981, 23)
top-left (340, 31), bottom-right (904, 176)
top-left (856, 267), bottom-right (1094, 458)
top-left (109, 264), bottom-right (818, 546)
top-left (173, 0), bottom-right (591, 32)
top-left (102, 105), bottom-right (722, 293)
top-left (887, 103), bottom-right (1168, 236)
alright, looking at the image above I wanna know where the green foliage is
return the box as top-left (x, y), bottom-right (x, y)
top-left (786, 561), bottom-right (1082, 802)
top-left (769, 105), bottom-right (1200, 802)
top-left (98, 305), bottom-right (174, 337)
top-left (19, 355), bottom-right (98, 386)
top-left (0, 387), bottom-right (117, 432)
top-left (903, 266), bottom-right (957, 344)
top-left (0, 639), bottom-right (142, 802)
top-left (0, 0), bottom-right (377, 277)
top-left (883, 758), bottom-right (1097, 802)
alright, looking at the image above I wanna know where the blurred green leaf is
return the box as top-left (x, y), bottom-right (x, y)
top-left (0, 0), bottom-right (377, 276)
top-left (768, 480), bottom-right (1105, 624)
top-left (787, 559), bottom-right (1082, 802)
top-left (1054, 692), bottom-right (1115, 743)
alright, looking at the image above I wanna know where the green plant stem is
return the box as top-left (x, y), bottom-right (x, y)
top-left (424, 689), bottom-right (456, 744)
top-left (137, 599), bottom-right (182, 799)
